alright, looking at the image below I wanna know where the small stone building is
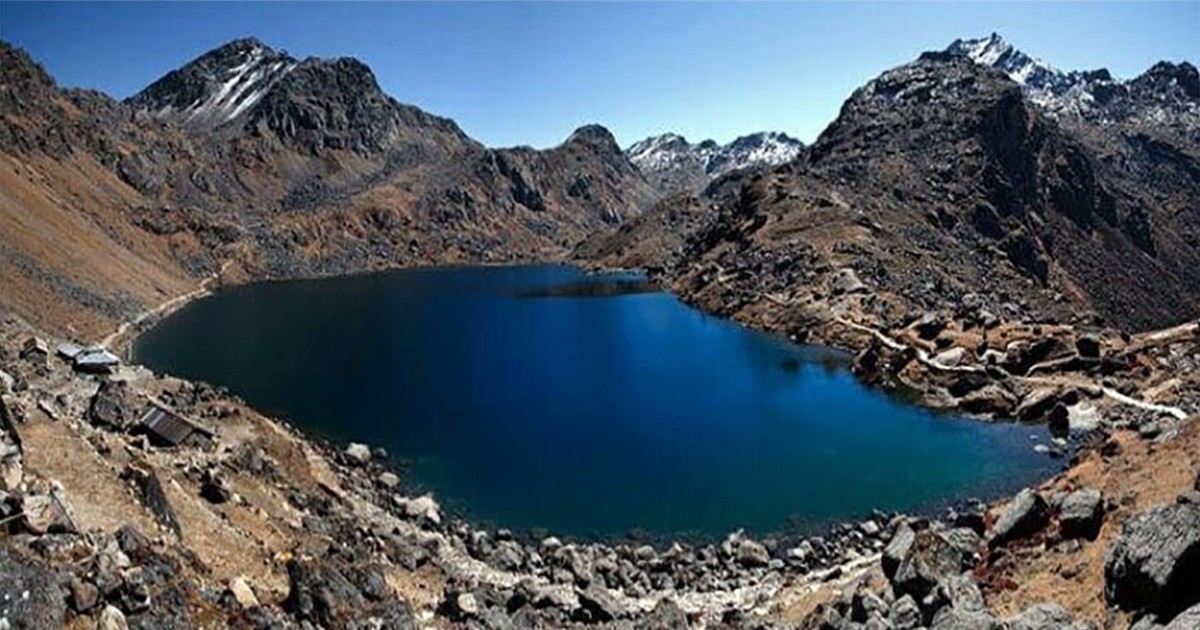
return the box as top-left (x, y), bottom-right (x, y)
top-left (137, 402), bottom-right (214, 448)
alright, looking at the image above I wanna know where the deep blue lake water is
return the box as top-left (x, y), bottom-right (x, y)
top-left (134, 265), bottom-right (1053, 538)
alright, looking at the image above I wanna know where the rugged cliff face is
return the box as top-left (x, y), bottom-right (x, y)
top-left (0, 39), bottom-right (655, 337)
top-left (584, 47), bottom-right (1200, 333)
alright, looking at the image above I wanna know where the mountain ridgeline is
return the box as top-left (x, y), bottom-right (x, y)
top-left (0, 34), bottom-right (1197, 338)
top-left (0, 38), bottom-right (657, 336)
top-left (585, 35), bottom-right (1200, 332)
top-left (626, 131), bottom-right (805, 194)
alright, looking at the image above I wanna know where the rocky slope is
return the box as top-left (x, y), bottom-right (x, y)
top-left (948, 33), bottom-right (1200, 132)
top-left (1, 32), bottom-right (1198, 630)
top-left (0, 39), bottom-right (655, 338)
top-left (585, 44), bottom-right (1200, 335)
top-left (627, 131), bottom-right (804, 194)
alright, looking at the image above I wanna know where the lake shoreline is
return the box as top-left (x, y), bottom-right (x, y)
top-left (130, 263), bottom-right (1062, 539)
top-left (1, 261), bottom-right (1189, 627)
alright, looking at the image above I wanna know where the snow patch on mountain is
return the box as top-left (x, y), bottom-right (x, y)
top-left (946, 33), bottom-right (1199, 128)
top-left (129, 38), bottom-right (298, 129)
top-left (627, 131), bottom-right (802, 191)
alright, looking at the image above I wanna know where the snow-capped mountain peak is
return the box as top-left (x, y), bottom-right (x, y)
top-left (128, 38), bottom-right (298, 128)
top-left (944, 34), bottom-right (1198, 129)
top-left (627, 131), bottom-right (803, 193)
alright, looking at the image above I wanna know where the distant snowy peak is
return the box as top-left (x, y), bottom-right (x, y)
top-left (128, 38), bottom-right (298, 128)
top-left (627, 131), bottom-right (803, 191)
top-left (945, 33), bottom-right (1199, 127)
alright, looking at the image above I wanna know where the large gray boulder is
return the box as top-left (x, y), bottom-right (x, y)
top-left (1059, 488), bottom-right (1104, 540)
top-left (1005, 603), bottom-right (1088, 630)
top-left (285, 557), bottom-right (366, 627)
top-left (0, 548), bottom-right (65, 628)
top-left (930, 607), bottom-right (1002, 630)
top-left (87, 379), bottom-right (139, 430)
top-left (1165, 602), bottom-right (1200, 630)
top-left (891, 528), bottom-right (973, 601)
top-left (882, 522), bottom-right (916, 579)
top-left (1105, 503), bottom-right (1200, 619)
top-left (990, 489), bottom-right (1050, 548)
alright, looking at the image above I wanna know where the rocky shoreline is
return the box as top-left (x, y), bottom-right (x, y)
top-left (0, 266), bottom-right (1198, 628)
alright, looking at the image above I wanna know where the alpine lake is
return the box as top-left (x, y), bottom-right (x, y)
top-left (134, 265), bottom-right (1055, 539)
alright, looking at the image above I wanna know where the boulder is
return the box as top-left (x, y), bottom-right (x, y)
top-left (1016, 387), bottom-right (1064, 424)
top-left (576, 585), bottom-right (621, 623)
top-left (402, 495), bottom-right (441, 525)
top-left (890, 594), bottom-right (922, 629)
top-left (200, 471), bottom-right (232, 504)
top-left (990, 489), bottom-right (1050, 548)
top-left (936, 573), bottom-right (986, 612)
top-left (830, 268), bottom-right (867, 295)
top-left (1005, 603), bottom-right (1086, 630)
top-left (959, 384), bottom-right (1017, 416)
top-left (454, 591), bottom-right (480, 618)
top-left (124, 466), bottom-right (180, 534)
top-left (882, 522), bottom-right (916, 579)
top-left (1076, 333), bottom-right (1102, 359)
top-left (930, 607), bottom-right (1002, 630)
top-left (0, 547), bottom-right (66, 628)
top-left (229, 577), bottom-right (259, 609)
top-left (1047, 403), bottom-right (1071, 439)
top-left (378, 472), bottom-right (400, 489)
top-left (68, 576), bottom-right (100, 613)
top-left (1060, 488), bottom-right (1104, 540)
top-left (915, 313), bottom-right (946, 341)
top-left (952, 502), bottom-right (988, 536)
top-left (285, 557), bottom-right (365, 627)
top-left (891, 529), bottom-right (971, 600)
top-left (344, 443), bottom-right (372, 465)
top-left (87, 380), bottom-right (139, 431)
top-left (642, 598), bottom-right (688, 630)
top-left (1105, 503), bottom-right (1200, 619)
top-left (1164, 603), bottom-right (1200, 630)
top-left (98, 605), bottom-right (129, 630)
top-left (20, 492), bottom-right (75, 535)
top-left (735, 538), bottom-right (770, 568)
top-left (932, 347), bottom-right (969, 369)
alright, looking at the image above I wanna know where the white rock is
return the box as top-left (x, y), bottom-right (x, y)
top-left (456, 592), bottom-right (479, 617)
top-left (345, 443), bottom-right (372, 465)
top-left (377, 472), bottom-right (400, 489)
top-left (404, 495), bottom-right (441, 524)
top-left (98, 605), bottom-right (128, 630)
top-left (228, 577), bottom-right (259, 609)
top-left (932, 347), bottom-right (968, 368)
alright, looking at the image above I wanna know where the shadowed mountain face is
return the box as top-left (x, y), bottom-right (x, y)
top-left (0, 39), bottom-right (654, 336)
top-left (584, 41), bottom-right (1200, 332)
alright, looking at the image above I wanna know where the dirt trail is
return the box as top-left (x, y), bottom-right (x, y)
top-left (99, 261), bottom-right (231, 353)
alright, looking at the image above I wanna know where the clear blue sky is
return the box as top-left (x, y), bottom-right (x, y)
top-left (2, 2), bottom-right (1196, 149)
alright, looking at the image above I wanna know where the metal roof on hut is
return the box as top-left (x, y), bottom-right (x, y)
top-left (138, 402), bottom-right (213, 447)
top-left (56, 342), bottom-right (84, 359)
top-left (73, 348), bottom-right (120, 374)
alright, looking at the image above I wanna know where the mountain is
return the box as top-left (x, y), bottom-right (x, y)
top-left (947, 33), bottom-right (1200, 133)
top-left (0, 39), bottom-right (653, 337)
top-left (583, 38), bottom-right (1200, 333)
top-left (126, 38), bottom-right (297, 129)
top-left (627, 131), bottom-right (803, 194)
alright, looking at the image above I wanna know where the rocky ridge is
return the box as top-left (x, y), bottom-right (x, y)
top-left (948, 33), bottom-right (1200, 132)
top-left (0, 32), bottom-right (1198, 629)
top-left (627, 131), bottom-right (804, 195)
top-left (0, 38), bottom-right (656, 339)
